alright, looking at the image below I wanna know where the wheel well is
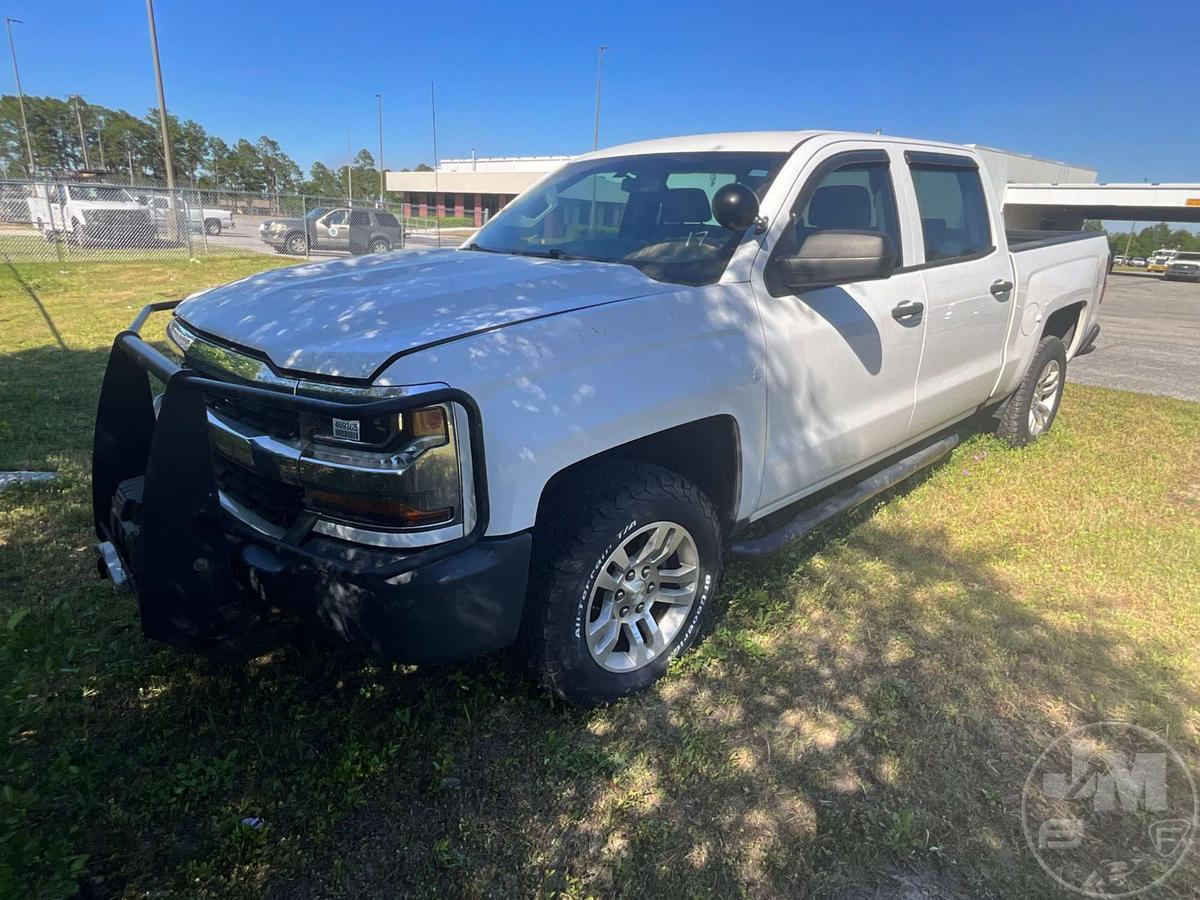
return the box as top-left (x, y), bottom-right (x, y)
top-left (1042, 301), bottom-right (1085, 351)
top-left (536, 416), bottom-right (741, 534)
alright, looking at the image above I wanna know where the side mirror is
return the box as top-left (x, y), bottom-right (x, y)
top-left (775, 230), bottom-right (897, 290)
top-left (712, 183), bottom-right (759, 231)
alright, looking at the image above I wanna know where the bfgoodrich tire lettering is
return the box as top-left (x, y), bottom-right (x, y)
top-left (521, 461), bottom-right (723, 706)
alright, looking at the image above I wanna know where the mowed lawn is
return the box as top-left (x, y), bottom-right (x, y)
top-left (1, 258), bottom-right (1198, 899)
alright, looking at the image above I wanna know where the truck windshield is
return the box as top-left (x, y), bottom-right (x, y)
top-left (468, 151), bottom-right (789, 286)
top-left (69, 186), bottom-right (133, 202)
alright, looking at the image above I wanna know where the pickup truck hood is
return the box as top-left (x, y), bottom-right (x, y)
top-left (176, 248), bottom-right (672, 380)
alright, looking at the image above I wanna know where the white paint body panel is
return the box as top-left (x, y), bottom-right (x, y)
top-left (175, 131), bottom-right (1111, 539)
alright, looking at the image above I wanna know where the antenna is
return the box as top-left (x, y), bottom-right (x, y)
top-left (431, 81), bottom-right (441, 248)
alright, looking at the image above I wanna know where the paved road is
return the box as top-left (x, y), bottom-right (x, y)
top-left (1069, 273), bottom-right (1200, 401)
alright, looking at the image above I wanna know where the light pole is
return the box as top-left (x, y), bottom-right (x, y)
top-left (376, 93), bottom-right (384, 203)
top-left (73, 97), bottom-right (90, 169)
top-left (346, 128), bottom-right (353, 203)
top-left (96, 122), bottom-right (106, 171)
top-left (5, 18), bottom-right (34, 174)
top-left (592, 45), bottom-right (609, 151)
top-left (145, 0), bottom-right (177, 239)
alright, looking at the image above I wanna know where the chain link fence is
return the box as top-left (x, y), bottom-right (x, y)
top-left (0, 176), bottom-right (443, 263)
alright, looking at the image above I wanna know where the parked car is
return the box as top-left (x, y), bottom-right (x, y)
top-left (1129, 257), bottom-right (1147, 267)
top-left (1164, 250), bottom-right (1200, 282)
top-left (1113, 254), bottom-right (1126, 265)
top-left (26, 182), bottom-right (156, 246)
top-left (94, 131), bottom-right (1110, 705)
top-left (259, 206), bottom-right (402, 255)
top-left (140, 194), bottom-right (235, 235)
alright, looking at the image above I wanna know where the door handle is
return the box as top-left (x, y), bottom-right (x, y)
top-left (891, 300), bottom-right (924, 323)
top-left (990, 279), bottom-right (1014, 298)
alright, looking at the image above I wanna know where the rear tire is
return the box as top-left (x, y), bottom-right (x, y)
top-left (204, 218), bottom-right (222, 236)
top-left (996, 336), bottom-right (1067, 446)
top-left (371, 237), bottom-right (391, 253)
top-left (520, 461), bottom-right (724, 706)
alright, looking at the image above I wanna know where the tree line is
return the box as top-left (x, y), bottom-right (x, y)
top-left (0, 93), bottom-right (432, 198)
top-left (1085, 220), bottom-right (1200, 257)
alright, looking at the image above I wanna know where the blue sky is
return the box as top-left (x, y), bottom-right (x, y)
top-left (4, 0), bottom-right (1198, 186)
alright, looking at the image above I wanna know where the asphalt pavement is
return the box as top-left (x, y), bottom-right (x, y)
top-left (1069, 272), bottom-right (1200, 402)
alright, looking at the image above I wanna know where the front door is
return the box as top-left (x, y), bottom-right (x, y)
top-left (751, 144), bottom-right (928, 515)
top-left (315, 208), bottom-right (350, 250)
top-left (901, 152), bottom-right (1014, 436)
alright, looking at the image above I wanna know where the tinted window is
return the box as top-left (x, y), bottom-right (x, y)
top-left (324, 210), bottom-right (348, 226)
top-left (377, 212), bottom-right (399, 228)
top-left (910, 165), bottom-right (991, 261)
top-left (349, 210), bottom-right (370, 226)
top-left (767, 157), bottom-right (901, 299)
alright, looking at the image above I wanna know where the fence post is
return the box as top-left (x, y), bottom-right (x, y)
top-left (181, 189), bottom-right (194, 258)
top-left (303, 194), bottom-right (311, 258)
top-left (197, 189), bottom-right (209, 256)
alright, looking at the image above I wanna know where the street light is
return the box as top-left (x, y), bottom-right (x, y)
top-left (145, 0), bottom-right (177, 240)
top-left (592, 45), bottom-right (610, 151)
top-left (5, 18), bottom-right (34, 174)
top-left (73, 96), bottom-right (90, 169)
top-left (376, 93), bottom-right (384, 203)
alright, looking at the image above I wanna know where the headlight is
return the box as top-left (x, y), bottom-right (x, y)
top-left (166, 317), bottom-right (195, 353)
top-left (298, 402), bottom-right (464, 530)
top-left (269, 223), bottom-right (287, 232)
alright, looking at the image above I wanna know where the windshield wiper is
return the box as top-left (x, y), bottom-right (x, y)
top-left (463, 243), bottom-right (576, 260)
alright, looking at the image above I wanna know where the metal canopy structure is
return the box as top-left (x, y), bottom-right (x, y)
top-left (1003, 183), bottom-right (1200, 229)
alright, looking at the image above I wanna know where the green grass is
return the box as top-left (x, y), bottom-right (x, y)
top-left (2, 259), bottom-right (1199, 898)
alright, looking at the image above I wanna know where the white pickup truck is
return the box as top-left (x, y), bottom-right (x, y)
top-left (27, 182), bottom-right (157, 246)
top-left (140, 193), bottom-right (236, 236)
top-left (93, 131), bottom-right (1109, 704)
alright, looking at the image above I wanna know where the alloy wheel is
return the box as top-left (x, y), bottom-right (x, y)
top-left (584, 521), bottom-right (700, 673)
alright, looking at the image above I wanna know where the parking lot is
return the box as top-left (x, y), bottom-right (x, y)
top-left (1071, 272), bottom-right (1200, 401)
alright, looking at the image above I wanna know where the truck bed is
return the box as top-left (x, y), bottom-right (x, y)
top-left (1005, 229), bottom-right (1111, 255)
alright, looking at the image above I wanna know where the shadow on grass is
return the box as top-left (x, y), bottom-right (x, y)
top-left (4, 405), bottom-right (1197, 899)
top-left (2, 255), bottom-right (68, 351)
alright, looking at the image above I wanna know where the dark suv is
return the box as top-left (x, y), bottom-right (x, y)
top-left (260, 207), bottom-right (404, 255)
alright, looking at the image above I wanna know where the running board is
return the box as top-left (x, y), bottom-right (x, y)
top-left (729, 433), bottom-right (960, 559)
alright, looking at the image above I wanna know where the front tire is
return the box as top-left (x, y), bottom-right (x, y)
top-left (521, 461), bottom-right (724, 706)
top-left (284, 232), bottom-right (307, 255)
top-left (996, 335), bottom-right (1067, 446)
top-left (204, 218), bottom-right (222, 236)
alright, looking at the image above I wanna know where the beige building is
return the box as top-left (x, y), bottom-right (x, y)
top-left (385, 155), bottom-right (571, 227)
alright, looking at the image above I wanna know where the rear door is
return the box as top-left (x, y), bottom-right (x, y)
top-left (902, 151), bottom-right (1014, 436)
top-left (750, 142), bottom-right (929, 513)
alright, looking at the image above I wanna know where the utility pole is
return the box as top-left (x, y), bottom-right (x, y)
top-left (127, 144), bottom-right (135, 185)
top-left (96, 123), bottom-right (106, 170)
top-left (5, 18), bottom-right (34, 174)
top-left (1123, 220), bottom-right (1138, 261)
top-left (592, 45), bottom-right (609, 151)
top-left (73, 97), bottom-right (90, 169)
top-left (376, 93), bottom-right (384, 203)
top-left (145, 0), bottom-right (177, 239)
top-left (346, 128), bottom-right (353, 203)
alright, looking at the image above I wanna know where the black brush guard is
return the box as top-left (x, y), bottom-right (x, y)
top-left (92, 301), bottom-right (491, 653)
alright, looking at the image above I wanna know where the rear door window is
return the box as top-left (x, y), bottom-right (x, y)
top-left (908, 160), bottom-right (992, 262)
top-left (376, 212), bottom-right (399, 228)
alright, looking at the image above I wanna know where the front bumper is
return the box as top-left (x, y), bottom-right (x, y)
top-left (92, 302), bottom-right (524, 663)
